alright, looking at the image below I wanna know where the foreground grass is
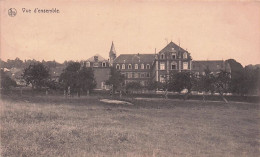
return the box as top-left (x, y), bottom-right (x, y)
top-left (1, 95), bottom-right (259, 157)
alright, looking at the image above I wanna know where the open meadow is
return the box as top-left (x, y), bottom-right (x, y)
top-left (1, 94), bottom-right (259, 157)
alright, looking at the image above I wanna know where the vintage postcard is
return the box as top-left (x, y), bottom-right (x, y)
top-left (1, 0), bottom-right (259, 156)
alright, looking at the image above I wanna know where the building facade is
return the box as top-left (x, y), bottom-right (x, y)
top-left (152, 41), bottom-right (192, 83)
top-left (83, 54), bottom-right (110, 90)
top-left (88, 41), bottom-right (231, 90)
top-left (113, 54), bottom-right (155, 86)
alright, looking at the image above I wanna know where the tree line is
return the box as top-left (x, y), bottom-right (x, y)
top-left (1, 59), bottom-right (259, 100)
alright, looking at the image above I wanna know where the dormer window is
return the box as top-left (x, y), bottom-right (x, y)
top-left (128, 64), bottom-right (132, 69)
top-left (183, 52), bottom-right (187, 59)
top-left (102, 62), bottom-right (106, 67)
top-left (86, 61), bottom-right (90, 67)
top-left (122, 64), bottom-right (125, 69)
top-left (141, 64), bottom-right (144, 69)
top-left (146, 64), bottom-right (150, 69)
top-left (116, 64), bottom-right (120, 69)
top-left (135, 64), bottom-right (138, 69)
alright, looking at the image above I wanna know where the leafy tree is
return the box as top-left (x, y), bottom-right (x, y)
top-left (126, 81), bottom-right (142, 93)
top-left (106, 67), bottom-right (125, 93)
top-left (0, 69), bottom-right (17, 90)
top-left (200, 67), bottom-right (216, 94)
top-left (59, 62), bottom-right (80, 95)
top-left (78, 66), bottom-right (96, 94)
top-left (147, 80), bottom-right (164, 91)
top-left (59, 62), bottom-right (96, 96)
top-left (22, 63), bottom-right (50, 89)
top-left (214, 70), bottom-right (231, 103)
top-left (168, 71), bottom-right (194, 100)
top-left (168, 72), bottom-right (193, 93)
top-left (226, 59), bottom-right (244, 94)
top-left (241, 66), bottom-right (260, 95)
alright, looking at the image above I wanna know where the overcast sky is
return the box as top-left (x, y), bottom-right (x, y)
top-left (1, 0), bottom-right (259, 66)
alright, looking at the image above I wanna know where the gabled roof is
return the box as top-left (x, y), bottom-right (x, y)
top-left (114, 54), bottom-right (155, 64)
top-left (86, 54), bottom-right (107, 62)
top-left (159, 41), bottom-right (186, 53)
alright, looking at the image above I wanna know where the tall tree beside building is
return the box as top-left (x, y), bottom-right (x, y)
top-left (59, 62), bottom-right (96, 96)
top-left (200, 67), bottom-right (216, 94)
top-left (22, 63), bottom-right (50, 89)
top-left (214, 70), bottom-right (231, 103)
top-left (242, 66), bottom-right (260, 95)
top-left (106, 67), bottom-right (125, 93)
top-left (168, 72), bottom-right (193, 93)
top-left (168, 71), bottom-right (194, 100)
top-left (126, 82), bottom-right (142, 93)
top-left (78, 66), bottom-right (96, 94)
top-left (226, 59), bottom-right (244, 94)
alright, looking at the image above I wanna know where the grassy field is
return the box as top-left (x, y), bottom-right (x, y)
top-left (1, 94), bottom-right (259, 157)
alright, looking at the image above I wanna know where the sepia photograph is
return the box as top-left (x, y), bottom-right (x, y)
top-left (0, 0), bottom-right (260, 156)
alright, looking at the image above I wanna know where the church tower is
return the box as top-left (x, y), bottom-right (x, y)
top-left (109, 41), bottom-right (117, 66)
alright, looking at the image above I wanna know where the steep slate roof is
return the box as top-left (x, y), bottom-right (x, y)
top-left (158, 41), bottom-right (186, 53)
top-left (87, 54), bottom-right (107, 62)
top-left (192, 60), bottom-right (230, 72)
top-left (114, 54), bottom-right (155, 64)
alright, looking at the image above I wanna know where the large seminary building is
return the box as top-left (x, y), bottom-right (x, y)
top-left (85, 41), bottom-right (230, 90)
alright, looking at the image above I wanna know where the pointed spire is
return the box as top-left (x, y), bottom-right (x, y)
top-left (109, 41), bottom-right (117, 66)
top-left (109, 41), bottom-right (116, 56)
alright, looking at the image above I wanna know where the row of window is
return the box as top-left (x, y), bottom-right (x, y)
top-left (86, 62), bottom-right (107, 67)
top-left (160, 52), bottom-right (188, 60)
top-left (159, 62), bottom-right (189, 70)
top-left (116, 63), bottom-right (150, 70)
top-left (122, 72), bottom-right (150, 78)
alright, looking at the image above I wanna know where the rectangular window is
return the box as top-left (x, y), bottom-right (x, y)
top-left (183, 62), bottom-right (188, 70)
top-left (134, 73), bottom-right (139, 78)
top-left (160, 63), bottom-right (165, 70)
top-left (128, 72), bottom-right (132, 78)
top-left (122, 64), bottom-right (125, 69)
top-left (146, 73), bottom-right (150, 78)
top-left (172, 54), bottom-right (176, 59)
top-left (160, 75), bottom-right (165, 83)
top-left (140, 73), bottom-right (145, 78)
top-left (171, 64), bottom-right (176, 70)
